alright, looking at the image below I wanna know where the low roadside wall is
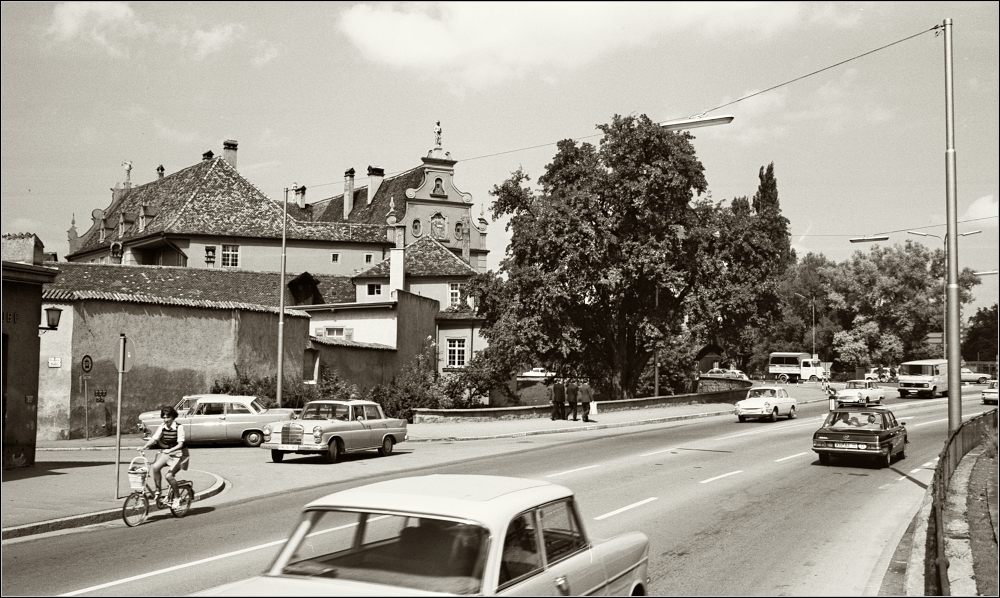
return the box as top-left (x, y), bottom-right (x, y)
top-left (413, 385), bottom-right (750, 424)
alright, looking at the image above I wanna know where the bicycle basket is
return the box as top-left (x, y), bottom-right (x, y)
top-left (127, 455), bottom-right (149, 491)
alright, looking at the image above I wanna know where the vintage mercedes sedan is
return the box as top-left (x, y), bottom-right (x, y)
top-left (138, 394), bottom-right (300, 447)
top-left (262, 399), bottom-right (406, 463)
top-left (983, 380), bottom-right (998, 405)
top-left (195, 475), bottom-right (650, 596)
top-left (734, 386), bottom-right (797, 422)
top-left (812, 405), bottom-right (907, 467)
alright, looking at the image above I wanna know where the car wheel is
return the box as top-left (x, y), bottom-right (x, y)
top-left (325, 439), bottom-right (340, 464)
top-left (881, 449), bottom-right (892, 468)
top-left (271, 450), bottom-right (284, 463)
top-left (768, 408), bottom-right (778, 422)
top-left (243, 430), bottom-right (263, 448)
top-left (819, 453), bottom-right (830, 465)
top-left (899, 390), bottom-right (909, 398)
top-left (809, 375), bottom-right (818, 382)
top-left (777, 374), bottom-right (788, 384)
top-left (978, 376), bottom-right (988, 384)
top-left (378, 436), bottom-right (394, 457)
top-left (737, 415), bottom-right (747, 423)
top-left (899, 442), bottom-right (906, 460)
top-left (787, 406), bottom-right (797, 419)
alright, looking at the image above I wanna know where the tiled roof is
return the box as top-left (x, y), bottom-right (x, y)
top-left (353, 235), bottom-right (477, 280)
top-left (310, 167), bottom-right (424, 225)
top-left (310, 336), bottom-right (395, 351)
top-left (41, 262), bottom-right (354, 311)
top-left (69, 158), bottom-right (388, 259)
top-left (436, 311), bottom-right (484, 321)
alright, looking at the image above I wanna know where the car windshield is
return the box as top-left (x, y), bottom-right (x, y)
top-left (176, 397), bottom-right (195, 411)
top-left (824, 411), bottom-right (883, 430)
top-left (300, 403), bottom-right (350, 421)
top-left (845, 381), bottom-right (864, 389)
top-left (748, 389), bottom-right (777, 398)
top-left (277, 510), bottom-right (489, 594)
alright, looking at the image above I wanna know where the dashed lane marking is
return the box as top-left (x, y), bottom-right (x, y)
top-left (594, 497), bottom-right (658, 521)
top-left (546, 465), bottom-right (599, 478)
top-left (699, 470), bottom-right (743, 484)
top-left (775, 452), bottom-right (809, 462)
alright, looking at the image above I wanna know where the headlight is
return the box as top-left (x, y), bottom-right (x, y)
top-left (764, 402), bottom-right (770, 409)
top-left (312, 426), bottom-right (323, 442)
top-left (263, 424), bottom-right (271, 435)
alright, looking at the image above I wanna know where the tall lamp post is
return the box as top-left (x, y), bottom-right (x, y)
top-left (795, 293), bottom-right (816, 359)
top-left (652, 114), bottom-right (735, 397)
top-left (907, 229), bottom-right (981, 358)
top-left (275, 183), bottom-right (301, 408)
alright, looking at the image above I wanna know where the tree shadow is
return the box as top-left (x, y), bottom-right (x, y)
top-left (1, 461), bottom-right (108, 481)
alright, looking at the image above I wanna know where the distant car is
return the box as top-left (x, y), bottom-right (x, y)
top-left (705, 368), bottom-right (750, 381)
top-left (812, 405), bottom-right (907, 467)
top-left (520, 367), bottom-right (555, 378)
top-left (195, 475), bottom-right (650, 596)
top-left (961, 368), bottom-right (990, 384)
top-left (138, 395), bottom-right (300, 447)
top-left (835, 380), bottom-right (885, 405)
top-left (734, 386), bottom-right (797, 422)
top-left (262, 399), bottom-right (407, 463)
top-left (983, 380), bottom-right (998, 405)
top-left (864, 367), bottom-right (894, 382)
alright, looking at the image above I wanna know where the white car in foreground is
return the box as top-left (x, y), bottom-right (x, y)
top-left (196, 475), bottom-right (650, 596)
top-left (734, 386), bottom-right (797, 422)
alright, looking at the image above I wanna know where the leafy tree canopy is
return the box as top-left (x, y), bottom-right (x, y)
top-left (963, 303), bottom-right (998, 362)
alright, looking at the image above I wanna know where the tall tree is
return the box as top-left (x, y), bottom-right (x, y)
top-left (963, 303), bottom-right (998, 363)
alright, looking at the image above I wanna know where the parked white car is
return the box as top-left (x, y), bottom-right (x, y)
top-left (983, 380), bottom-right (998, 405)
top-left (836, 380), bottom-right (885, 405)
top-left (138, 394), bottom-right (300, 447)
top-left (734, 386), bottom-right (797, 422)
top-left (196, 475), bottom-right (650, 596)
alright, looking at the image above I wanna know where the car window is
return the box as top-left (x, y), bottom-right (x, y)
top-left (352, 406), bottom-right (365, 421)
top-left (195, 402), bottom-right (224, 416)
top-left (228, 402), bottom-right (252, 414)
top-left (885, 412), bottom-right (898, 427)
top-left (538, 500), bottom-right (587, 564)
top-left (780, 390), bottom-right (788, 399)
top-left (250, 399), bottom-right (266, 413)
top-left (498, 512), bottom-right (543, 588)
top-left (364, 405), bottom-right (382, 420)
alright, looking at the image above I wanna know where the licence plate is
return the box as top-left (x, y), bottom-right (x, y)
top-left (834, 442), bottom-right (858, 449)
top-left (277, 444), bottom-right (299, 451)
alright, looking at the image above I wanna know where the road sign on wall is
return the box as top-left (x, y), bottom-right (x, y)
top-left (82, 354), bottom-right (93, 373)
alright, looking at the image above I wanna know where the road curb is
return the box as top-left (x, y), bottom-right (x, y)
top-left (1, 470), bottom-right (228, 541)
top-left (904, 488), bottom-right (933, 595)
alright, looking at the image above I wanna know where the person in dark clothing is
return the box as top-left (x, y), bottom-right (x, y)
top-left (579, 380), bottom-right (594, 422)
top-left (565, 380), bottom-right (579, 421)
top-left (548, 380), bottom-right (566, 421)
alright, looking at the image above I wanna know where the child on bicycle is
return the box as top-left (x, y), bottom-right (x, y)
top-left (138, 406), bottom-right (188, 509)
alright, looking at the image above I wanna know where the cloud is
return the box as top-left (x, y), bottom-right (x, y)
top-left (961, 194), bottom-right (999, 226)
top-left (338, 2), bottom-right (810, 89)
top-left (153, 120), bottom-right (203, 146)
top-left (252, 41), bottom-right (284, 67)
top-left (47, 2), bottom-right (270, 65)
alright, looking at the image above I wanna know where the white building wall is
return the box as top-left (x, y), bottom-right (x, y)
top-left (309, 309), bottom-right (397, 346)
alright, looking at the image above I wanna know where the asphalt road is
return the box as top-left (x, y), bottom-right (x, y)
top-left (1, 388), bottom-right (991, 596)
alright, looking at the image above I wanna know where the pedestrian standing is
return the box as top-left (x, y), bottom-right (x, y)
top-left (566, 379), bottom-right (579, 421)
top-left (548, 380), bottom-right (566, 421)
top-left (579, 379), bottom-right (593, 422)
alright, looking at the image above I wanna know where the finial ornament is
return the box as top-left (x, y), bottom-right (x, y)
top-left (434, 121), bottom-right (442, 147)
top-left (122, 160), bottom-right (132, 183)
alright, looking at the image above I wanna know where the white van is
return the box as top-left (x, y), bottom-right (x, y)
top-left (897, 359), bottom-right (948, 398)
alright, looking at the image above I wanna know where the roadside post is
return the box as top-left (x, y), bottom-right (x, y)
top-left (81, 354), bottom-right (93, 440)
top-left (114, 334), bottom-right (135, 499)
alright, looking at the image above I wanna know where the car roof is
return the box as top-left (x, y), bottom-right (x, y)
top-left (750, 386), bottom-right (782, 391)
top-left (901, 359), bottom-right (948, 365)
top-left (845, 379), bottom-right (868, 383)
top-left (304, 475), bottom-right (572, 532)
top-left (186, 394), bottom-right (257, 402)
top-left (304, 399), bottom-right (376, 406)
top-left (832, 404), bottom-right (891, 412)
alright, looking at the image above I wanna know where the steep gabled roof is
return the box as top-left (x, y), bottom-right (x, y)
top-left (310, 167), bottom-right (424, 225)
top-left (42, 262), bottom-right (355, 312)
top-left (353, 235), bottom-right (477, 280)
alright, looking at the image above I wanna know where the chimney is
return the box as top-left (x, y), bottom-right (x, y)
top-left (343, 168), bottom-right (355, 220)
top-left (367, 166), bottom-right (384, 205)
top-left (156, 165), bottom-right (165, 179)
top-left (202, 150), bottom-right (214, 161)
top-left (294, 184), bottom-right (307, 209)
top-left (223, 140), bottom-right (238, 169)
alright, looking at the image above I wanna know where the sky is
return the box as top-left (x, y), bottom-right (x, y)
top-left (2, 2), bottom-right (998, 318)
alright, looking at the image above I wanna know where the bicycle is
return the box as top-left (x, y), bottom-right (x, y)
top-left (122, 452), bottom-right (194, 527)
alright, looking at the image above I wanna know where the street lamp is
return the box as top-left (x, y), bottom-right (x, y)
top-left (275, 183), bottom-right (304, 408)
top-left (907, 229), bottom-right (981, 358)
top-left (849, 235), bottom-right (890, 243)
top-left (651, 114), bottom-right (735, 397)
top-left (794, 293), bottom-right (816, 359)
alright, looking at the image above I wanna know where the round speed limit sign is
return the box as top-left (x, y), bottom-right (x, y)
top-left (81, 355), bottom-right (93, 373)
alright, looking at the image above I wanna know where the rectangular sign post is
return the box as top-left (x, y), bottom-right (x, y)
top-left (83, 377), bottom-right (89, 441)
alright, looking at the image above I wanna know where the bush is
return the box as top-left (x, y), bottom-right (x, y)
top-left (367, 339), bottom-right (446, 421)
top-left (209, 366), bottom-right (355, 410)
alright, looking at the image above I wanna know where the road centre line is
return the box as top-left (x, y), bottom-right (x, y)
top-left (699, 470), bottom-right (743, 484)
top-left (914, 418), bottom-right (948, 427)
top-left (910, 469), bottom-right (922, 474)
top-left (594, 497), bottom-right (658, 521)
top-left (546, 465), bottom-right (599, 478)
top-left (717, 420), bottom-right (818, 441)
top-left (60, 520), bottom-right (365, 596)
top-left (775, 452), bottom-right (809, 462)
top-left (640, 447), bottom-right (677, 457)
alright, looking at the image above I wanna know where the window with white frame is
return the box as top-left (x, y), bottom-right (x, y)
top-left (324, 327), bottom-right (345, 338)
top-left (367, 284), bottom-right (382, 296)
top-left (331, 253), bottom-right (340, 264)
top-left (447, 338), bottom-right (467, 367)
top-left (364, 253), bottom-right (374, 264)
top-left (449, 282), bottom-right (465, 307)
top-left (221, 244), bottom-right (240, 267)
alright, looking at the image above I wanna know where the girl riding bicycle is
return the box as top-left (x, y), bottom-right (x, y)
top-left (138, 406), bottom-right (189, 510)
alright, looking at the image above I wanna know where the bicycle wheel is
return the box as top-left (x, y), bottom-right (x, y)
top-left (122, 493), bottom-right (149, 527)
top-left (170, 486), bottom-right (193, 518)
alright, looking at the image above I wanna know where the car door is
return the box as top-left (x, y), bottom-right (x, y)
top-left (224, 401), bottom-right (255, 441)
top-left (883, 412), bottom-right (904, 455)
top-left (188, 400), bottom-right (227, 442)
top-left (778, 389), bottom-right (791, 414)
top-left (341, 405), bottom-right (369, 451)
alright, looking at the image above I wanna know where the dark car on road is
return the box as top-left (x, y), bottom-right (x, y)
top-left (812, 405), bottom-right (907, 467)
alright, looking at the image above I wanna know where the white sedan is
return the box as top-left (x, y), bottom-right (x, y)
top-left (196, 475), bottom-right (650, 596)
top-left (734, 386), bottom-right (797, 422)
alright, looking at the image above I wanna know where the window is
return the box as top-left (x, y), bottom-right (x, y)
top-left (221, 244), bottom-right (240, 268)
top-left (364, 253), bottom-right (374, 264)
top-left (227, 402), bottom-right (251, 414)
top-left (367, 284), bottom-right (382, 296)
top-left (448, 338), bottom-right (466, 367)
top-left (195, 402), bottom-right (225, 416)
top-left (364, 405), bottom-right (382, 420)
top-left (331, 253), bottom-right (340, 264)
top-left (325, 327), bottom-right (345, 338)
top-left (205, 246), bottom-right (216, 264)
top-left (412, 219), bottom-right (422, 236)
top-left (449, 283), bottom-right (465, 307)
top-left (538, 500), bottom-right (587, 564)
top-left (498, 512), bottom-right (542, 588)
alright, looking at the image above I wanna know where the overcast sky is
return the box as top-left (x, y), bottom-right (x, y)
top-left (2, 2), bottom-right (997, 315)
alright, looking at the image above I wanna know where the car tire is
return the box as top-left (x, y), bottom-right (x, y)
top-left (882, 450), bottom-right (892, 468)
top-left (769, 408), bottom-right (778, 422)
top-left (819, 453), bottom-right (830, 465)
top-left (777, 374), bottom-right (788, 384)
top-left (978, 376), bottom-right (988, 384)
top-left (271, 450), bottom-right (284, 463)
top-left (899, 442), bottom-right (906, 460)
top-left (899, 390), bottom-right (909, 398)
top-left (737, 415), bottom-right (747, 423)
top-left (809, 376), bottom-right (818, 382)
top-left (243, 430), bottom-right (263, 448)
top-left (325, 439), bottom-right (340, 464)
top-left (378, 437), bottom-right (394, 457)
top-left (787, 406), bottom-right (797, 419)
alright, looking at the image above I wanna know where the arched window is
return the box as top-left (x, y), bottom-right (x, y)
top-left (411, 218), bottom-right (422, 236)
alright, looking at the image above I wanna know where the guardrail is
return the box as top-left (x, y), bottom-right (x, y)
top-left (927, 408), bottom-right (998, 595)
